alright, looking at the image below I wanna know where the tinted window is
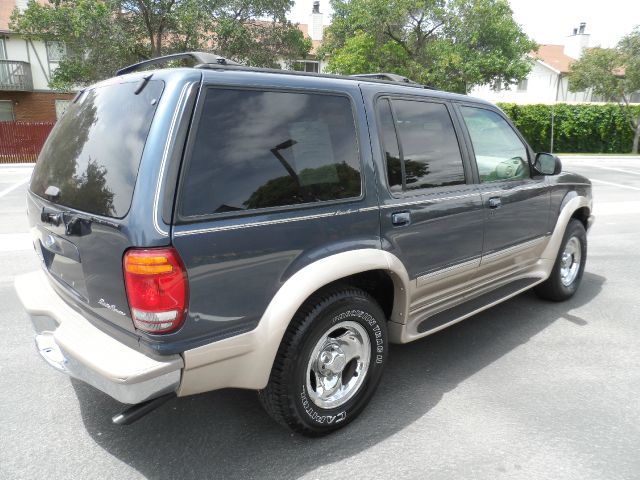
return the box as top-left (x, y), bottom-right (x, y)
top-left (460, 107), bottom-right (530, 182)
top-left (180, 89), bottom-right (361, 216)
top-left (30, 80), bottom-right (164, 217)
top-left (381, 99), bottom-right (465, 192)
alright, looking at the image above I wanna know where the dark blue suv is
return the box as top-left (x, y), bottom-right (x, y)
top-left (15, 53), bottom-right (594, 436)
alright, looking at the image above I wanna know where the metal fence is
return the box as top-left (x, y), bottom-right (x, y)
top-left (0, 121), bottom-right (54, 163)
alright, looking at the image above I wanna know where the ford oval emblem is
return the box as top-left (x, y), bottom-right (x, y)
top-left (44, 234), bottom-right (56, 248)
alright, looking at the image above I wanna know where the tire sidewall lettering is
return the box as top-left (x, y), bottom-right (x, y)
top-left (298, 303), bottom-right (387, 425)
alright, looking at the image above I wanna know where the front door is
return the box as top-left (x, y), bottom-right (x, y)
top-left (457, 105), bottom-right (550, 273)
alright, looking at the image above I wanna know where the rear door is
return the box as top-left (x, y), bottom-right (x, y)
top-left (456, 104), bottom-right (550, 271)
top-left (369, 91), bottom-right (485, 312)
top-left (170, 81), bottom-right (381, 347)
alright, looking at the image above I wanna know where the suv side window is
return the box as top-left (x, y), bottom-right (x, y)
top-left (378, 98), bottom-right (466, 193)
top-left (460, 106), bottom-right (530, 182)
top-left (180, 88), bottom-right (361, 217)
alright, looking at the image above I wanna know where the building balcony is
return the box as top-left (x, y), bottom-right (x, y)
top-left (0, 60), bottom-right (34, 91)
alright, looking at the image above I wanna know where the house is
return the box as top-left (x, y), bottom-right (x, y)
top-left (471, 23), bottom-right (611, 104)
top-left (283, 2), bottom-right (328, 74)
top-left (0, 0), bottom-right (74, 122)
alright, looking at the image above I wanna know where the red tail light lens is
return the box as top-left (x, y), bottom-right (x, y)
top-left (123, 247), bottom-right (188, 334)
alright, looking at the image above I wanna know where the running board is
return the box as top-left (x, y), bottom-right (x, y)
top-left (417, 277), bottom-right (541, 334)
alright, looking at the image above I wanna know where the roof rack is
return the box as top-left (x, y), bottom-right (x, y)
top-left (115, 51), bottom-right (437, 91)
top-left (116, 52), bottom-right (239, 76)
top-left (194, 62), bottom-right (436, 89)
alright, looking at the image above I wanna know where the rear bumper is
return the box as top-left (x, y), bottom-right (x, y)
top-left (14, 270), bottom-right (183, 404)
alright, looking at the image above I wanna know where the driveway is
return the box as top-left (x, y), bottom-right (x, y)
top-left (1, 156), bottom-right (639, 480)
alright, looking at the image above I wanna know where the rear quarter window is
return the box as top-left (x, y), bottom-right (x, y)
top-left (179, 88), bottom-right (361, 217)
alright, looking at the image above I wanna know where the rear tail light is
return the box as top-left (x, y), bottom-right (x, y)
top-left (123, 247), bottom-right (188, 334)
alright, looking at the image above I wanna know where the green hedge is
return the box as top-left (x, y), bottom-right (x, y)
top-left (496, 103), bottom-right (640, 153)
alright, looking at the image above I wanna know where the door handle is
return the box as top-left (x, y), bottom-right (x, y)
top-left (391, 211), bottom-right (411, 226)
top-left (488, 197), bottom-right (502, 209)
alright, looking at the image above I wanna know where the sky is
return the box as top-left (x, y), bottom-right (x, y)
top-left (288, 0), bottom-right (640, 48)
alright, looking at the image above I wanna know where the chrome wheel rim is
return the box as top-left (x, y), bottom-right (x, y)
top-left (306, 321), bottom-right (371, 409)
top-left (560, 236), bottom-right (582, 286)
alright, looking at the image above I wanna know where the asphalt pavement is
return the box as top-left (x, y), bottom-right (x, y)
top-left (1, 156), bottom-right (639, 480)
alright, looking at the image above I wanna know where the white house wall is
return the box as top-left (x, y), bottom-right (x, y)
top-left (470, 62), bottom-right (561, 104)
top-left (4, 35), bottom-right (56, 90)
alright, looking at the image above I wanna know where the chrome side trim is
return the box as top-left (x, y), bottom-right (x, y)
top-left (153, 83), bottom-right (192, 237)
top-left (416, 257), bottom-right (481, 285)
top-left (480, 183), bottom-right (549, 197)
top-left (174, 206), bottom-right (380, 237)
top-left (481, 236), bottom-right (547, 264)
top-left (379, 192), bottom-right (480, 210)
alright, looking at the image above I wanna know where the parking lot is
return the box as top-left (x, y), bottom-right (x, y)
top-left (1, 156), bottom-right (639, 480)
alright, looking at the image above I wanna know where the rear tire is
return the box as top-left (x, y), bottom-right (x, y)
top-left (259, 286), bottom-right (388, 436)
top-left (535, 219), bottom-right (587, 301)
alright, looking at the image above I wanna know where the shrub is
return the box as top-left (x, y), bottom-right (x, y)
top-left (496, 103), bottom-right (640, 153)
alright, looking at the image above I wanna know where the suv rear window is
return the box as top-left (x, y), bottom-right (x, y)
top-left (180, 88), bottom-right (361, 217)
top-left (30, 80), bottom-right (164, 218)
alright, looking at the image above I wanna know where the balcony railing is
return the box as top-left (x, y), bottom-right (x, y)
top-left (0, 60), bottom-right (34, 91)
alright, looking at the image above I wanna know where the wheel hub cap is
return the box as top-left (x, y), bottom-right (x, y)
top-left (306, 321), bottom-right (371, 409)
top-left (560, 236), bottom-right (582, 286)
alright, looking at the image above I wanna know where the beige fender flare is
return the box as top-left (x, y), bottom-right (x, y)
top-left (178, 248), bottom-right (410, 396)
top-left (541, 194), bottom-right (592, 264)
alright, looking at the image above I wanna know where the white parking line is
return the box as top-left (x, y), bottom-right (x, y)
top-left (595, 201), bottom-right (640, 216)
top-left (579, 164), bottom-right (640, 176)
top-left (590, 178), bottom-right (640, 191)
top-left (0, 177), bottom-right (30, 199)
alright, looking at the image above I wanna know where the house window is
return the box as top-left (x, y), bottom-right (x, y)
top-left (0, 101), bottom-right (15, 121)
top-left (293, 61), bottom-right (319, 73)
top-left (16, 0), bottom-right (28, 13)
top-left (55, 99), bottom-right (71, 120)
top-left (46, 41), bottom-right (66, 63)
top-left (0, 38), bottom-right (7, 60)
top-left (517, 78), bottom-right (528, 92)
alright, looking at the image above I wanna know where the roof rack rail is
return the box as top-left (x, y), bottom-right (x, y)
top-left (350, 73), bottom-right (416, 84)
top-left (116, 51), bottom-right (239, 76)
top-left (351, 73), bottom-right (436, 90)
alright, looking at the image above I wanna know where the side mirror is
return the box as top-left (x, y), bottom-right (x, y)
top-left (534, 153), bottom-right (562, 175)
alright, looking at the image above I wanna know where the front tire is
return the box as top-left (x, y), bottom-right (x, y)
top-left (259, 286), bottom-right (388, 436)
top-left (535, 219), bottom-right (587, 301)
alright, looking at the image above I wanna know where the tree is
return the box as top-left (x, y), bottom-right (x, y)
top-left (10, 0), bottom-right (311, 90)
top-left (318, 0), bottom-right (537, 94)
top-left (569, 28), bottom-right (640, 154)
